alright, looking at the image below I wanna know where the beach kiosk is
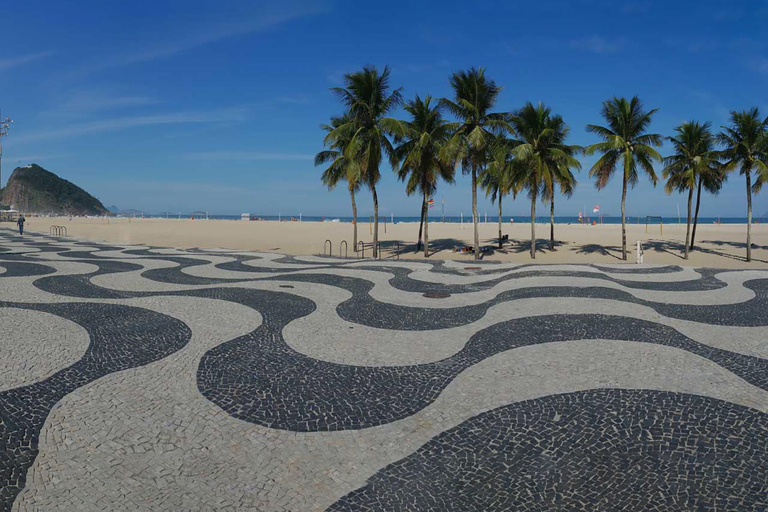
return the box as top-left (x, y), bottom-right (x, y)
top-left (0, 209), bottom-right (20, 223)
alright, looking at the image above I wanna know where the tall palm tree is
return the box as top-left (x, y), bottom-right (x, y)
top-left (690, 161), bottom-right (726, 250)
top-left (328, 66), bottom-right (404, 258)
top-left (395, 95), bottom-right (455, 257)
top-left (662, 121), bottom-right (720, 259)
top-left (585, 96), bottom-right (663, 260)
top-left (316, 114), bottom-right (361, 247)
top-left (510, 102), bottom-right (582, 259)
top-left (481, 136), bottom-right (519, 248)
top-left (717, 108), bottom-right (768, 262)
top-left (440, 68), bottom-right (511, 260)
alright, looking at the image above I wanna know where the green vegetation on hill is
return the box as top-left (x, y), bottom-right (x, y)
top-left (0, 163), bottom-right (110, 216)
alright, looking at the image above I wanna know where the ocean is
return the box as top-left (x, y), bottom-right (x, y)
top-left (135, 213), bottom-right (763, 225)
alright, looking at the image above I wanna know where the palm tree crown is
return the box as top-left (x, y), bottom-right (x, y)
top-left (585, 96), bottom-right (663, 188)
top-left (395, 95), bottom-right (455, 197)
top-left (717, 108), bottom-right (768, 187)
top-left (316, 114), bottom-right (359, 192)
top-left (663, 121), bottom-right (718, 195)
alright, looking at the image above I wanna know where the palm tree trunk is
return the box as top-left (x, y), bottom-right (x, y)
top-left (497, 195), bottom-right (503, 249)
top-left (684, 186), bottom-right (693, 260)
top-left (372, 185), bottom-right (379, 259)
top-left (690, 177), bottom-right (702, 250)
top-left (424, 201), bottom-right (429, 258)
top-left (621, 173), bottom-right (628, 261)
top-left (549, 193), bottom-right (555, 251)
top-left (530, 194), bottom-right (536, 259)
top-left (416, 195), bottom-right (426, 252)
top-left (746, 171), bottom-right (752, 262)
top-left (472, 167), bottom-right (480, 260)
top-left (350, 188), bottom-right (358, 248)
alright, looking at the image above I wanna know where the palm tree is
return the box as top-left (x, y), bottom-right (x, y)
top-left (440, 68), bottom-right (511, 260)
top-left (481, 136), bottom-right (519, 248)
top-left (690, 161), bottom-right (726, 250)
top-left (328, 66), bottom-right (404, 258)
top-left (510, 102), bottom-right (582, 259)
top-left (395, 95), bottom-right (455, 257)
top-left (585, 96), bottom-right (663, 261)
top-left (316, 114), bottom-right (361, 247)
top-left (717, 108), bottom-right (768, 262)
top-left (662, 121), bottom-right (720, 259)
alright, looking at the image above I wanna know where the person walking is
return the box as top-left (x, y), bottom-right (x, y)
top-left (17, 213), bottom-right (25, 235)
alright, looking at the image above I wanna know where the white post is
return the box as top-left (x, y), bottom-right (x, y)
top-left (391, 213), bottom-right (394, 224)
top-left (299, 213), bottom-right (302, 223)
top-left (636, 241), bottom-right (644, 264)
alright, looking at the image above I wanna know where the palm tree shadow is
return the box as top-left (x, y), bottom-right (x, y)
top-left (427, 238), bottom-right (493, 258)
top-left (576, 244), bottom-right (623, 260)
top-left (509, 238), bottom-right (566, 254)
top-left (692, 240), bottom-right (768, 264)
top-left (701, 239), bottom-right (768, 251)
top-left (641, 240), bottom-right (686, 260)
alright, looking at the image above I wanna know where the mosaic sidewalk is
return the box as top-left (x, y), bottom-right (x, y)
top-left (1, 228), bottom-right (767, 511)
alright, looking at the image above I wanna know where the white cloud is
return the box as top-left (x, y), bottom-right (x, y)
top-left (184, 151), bottom-right (314, 161)
top-left (0, 51), bottom-right (53, 70)
top-left (568, 36), bottom-right (623, 54)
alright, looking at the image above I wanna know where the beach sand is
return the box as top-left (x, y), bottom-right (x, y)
top-left (19, 216), bottom-right (768, 268)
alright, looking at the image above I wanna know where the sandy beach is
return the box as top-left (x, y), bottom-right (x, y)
top-left (16, 216), bottom-right (768, 268)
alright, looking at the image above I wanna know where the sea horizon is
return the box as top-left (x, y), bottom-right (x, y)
top-left (102, 213), bottom-right (768, 225)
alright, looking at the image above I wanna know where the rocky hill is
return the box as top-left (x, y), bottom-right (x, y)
top-left (0, 164), bottom-right (110, 216)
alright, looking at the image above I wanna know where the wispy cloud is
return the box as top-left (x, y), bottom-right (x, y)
top-left (0, 51), bottom-right (53, 70)
top-left (62, 94), bottom-right (158, 113)
top-left (184, 151), bottom-right (314, 161)
top-left (81, 4), bottom-right (326, 75)
top-left (13, 106), bottom-right (249, 144)
top-left (568, 36), bottom-right (623, 54)
top-left (3, 154), bottom-right (73, 162)
top-left (40, 90), bottom-right (160, 119)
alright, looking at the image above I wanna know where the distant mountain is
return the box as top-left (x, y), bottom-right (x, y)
top-left (107, 204), bottom-right (121, 214)
top-left (0, 164), bottom-right (110, 216)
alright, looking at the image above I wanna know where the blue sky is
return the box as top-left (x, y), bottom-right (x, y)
top-left (1, 0), bottom-right (767, 218)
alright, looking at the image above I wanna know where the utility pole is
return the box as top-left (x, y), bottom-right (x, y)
top-left (0, 111), bottom-right (13, 190)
